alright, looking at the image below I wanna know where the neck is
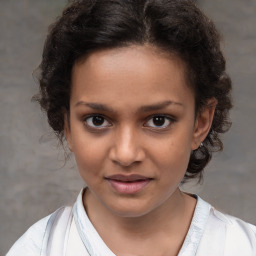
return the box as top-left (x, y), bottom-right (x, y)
top-left (84, 188), bottom-right (195, 238)
top-left (83, 188), bottom-right (196, 255)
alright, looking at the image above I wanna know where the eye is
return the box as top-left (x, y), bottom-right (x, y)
top-left (84, 115), bottom-right (111, 129)
top-left (144, 115), bottom-right (174, 129)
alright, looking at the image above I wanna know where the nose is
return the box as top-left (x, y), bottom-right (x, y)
top-left (109, 126), bottom-right (145, 167)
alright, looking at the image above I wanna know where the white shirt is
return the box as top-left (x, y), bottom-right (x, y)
top-left (7, 189), bottom-right (256, 256)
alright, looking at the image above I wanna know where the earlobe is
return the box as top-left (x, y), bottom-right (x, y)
top-left (64, 112), bottom-right (73, 152)
top-left (192, 98), bottom-right (217, 150)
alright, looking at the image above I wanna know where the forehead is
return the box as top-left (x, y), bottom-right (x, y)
top-left (74, 45), bottom-right (188, 81)
top-left (70, 45), bottom-right (194, 108)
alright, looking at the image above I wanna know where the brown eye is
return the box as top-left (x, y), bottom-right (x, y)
top-left (144, 115), bottom-right (174, 129)
top-left (92, 116), bottom-right (105, 126)
top-left (85, 115), bottom-right (111, 128)
top-left (152, 116), bottom-right (166, 126)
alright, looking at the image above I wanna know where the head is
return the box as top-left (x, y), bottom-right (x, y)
top-left (35, 0), bottom-right (232, 183)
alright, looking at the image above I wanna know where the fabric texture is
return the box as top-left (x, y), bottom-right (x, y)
top-left (6, 189), bottom-right (256, 256)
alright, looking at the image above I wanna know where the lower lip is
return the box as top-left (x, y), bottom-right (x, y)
top-left (106, 179), bottom-right (151, 194)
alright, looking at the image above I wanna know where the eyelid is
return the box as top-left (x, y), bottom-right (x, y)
top-left (143, 114), bottom-right (176, 129)
top-left (82, 113), bottom-right (176, 131)
top-left (83, 114), bottom-right (112, 130)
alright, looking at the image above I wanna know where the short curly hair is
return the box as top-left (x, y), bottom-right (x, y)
top-left (34, 0), bottom-right (232, 182)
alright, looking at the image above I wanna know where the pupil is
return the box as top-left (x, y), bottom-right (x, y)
top-left (153, 116), bottom-right (165, 126)
top-left (92, 116), bottom-right (104, 126)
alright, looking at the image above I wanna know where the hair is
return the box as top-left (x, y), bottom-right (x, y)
top-left (34, 0), bottom-right (232, 182)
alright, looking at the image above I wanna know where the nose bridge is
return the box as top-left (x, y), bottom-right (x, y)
top-left (110, 124), bottom-right (143, 166)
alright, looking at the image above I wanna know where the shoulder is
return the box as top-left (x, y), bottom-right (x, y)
top-left (197, 197), bottom-right (256, 255)
top-left (211, 207), bottom-right (256, 244)
top-left (6, 207), bottom-right (69, 256)
top-left (6, 214), bottom-right (51, 256)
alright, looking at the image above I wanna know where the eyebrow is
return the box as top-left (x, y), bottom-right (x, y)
top-left (139, 100), bottom-right (183, 112)
top-left (75, 101), bottom-right (115, 112)
top-left (75, 100), bottom-right (183, 113)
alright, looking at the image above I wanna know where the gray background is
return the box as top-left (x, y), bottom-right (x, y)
top-left (1, 0), bottom-right (255, 254)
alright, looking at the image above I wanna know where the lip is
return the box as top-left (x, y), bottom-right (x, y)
top-left (105, 174), bottom-right (152, 194)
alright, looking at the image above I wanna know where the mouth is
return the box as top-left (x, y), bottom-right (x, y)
top-left (105, 174), bottom-right (153, 194)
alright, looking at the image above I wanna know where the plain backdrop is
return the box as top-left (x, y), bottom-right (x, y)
top-left (1, 0), bottom-right (256, 254)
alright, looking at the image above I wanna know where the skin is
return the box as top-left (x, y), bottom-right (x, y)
top-left (65, 45), bottom-right (216, 255)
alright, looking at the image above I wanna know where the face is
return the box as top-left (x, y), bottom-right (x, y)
top-left (65, 45), bottom-right (213, 217)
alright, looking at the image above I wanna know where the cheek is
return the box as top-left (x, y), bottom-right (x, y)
top-left (71, 132), bottom-right (109, 175)
top-left (156, 146), bottom-right (191, 172)
top-left (150, 135), bottom-right (192, 176)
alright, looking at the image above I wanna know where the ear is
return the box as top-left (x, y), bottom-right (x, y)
top-left (64, 111), bottom-right (73, 152)
top-left (191, 98), bottom-right (217, 150)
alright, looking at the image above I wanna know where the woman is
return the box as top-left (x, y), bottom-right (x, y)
top-left (7, 0), bottom-right (256, 255)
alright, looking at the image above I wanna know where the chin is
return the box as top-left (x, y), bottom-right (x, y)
top-left (105, 199), bottom-right (156, 218)
top-left (111, 209), bottom-right (152, 218)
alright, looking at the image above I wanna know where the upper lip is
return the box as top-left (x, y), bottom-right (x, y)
top-left (105, 174), bottom-right (152, 182)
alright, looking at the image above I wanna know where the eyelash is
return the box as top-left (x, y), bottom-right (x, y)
top-left (143, 115), bottom-right (176, 130)
top-left (83, 114), bottom-right (176, 131)
top-left (83, 114), bottom-right (112, 130)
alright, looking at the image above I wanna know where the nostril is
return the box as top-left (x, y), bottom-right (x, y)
top-left (109, 146), bottom-right (145, 167)
top-left (108, 130), bottom-right (145, 166)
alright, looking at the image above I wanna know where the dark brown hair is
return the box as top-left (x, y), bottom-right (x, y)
top-left (34, 0), bottom-right (232, 182)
